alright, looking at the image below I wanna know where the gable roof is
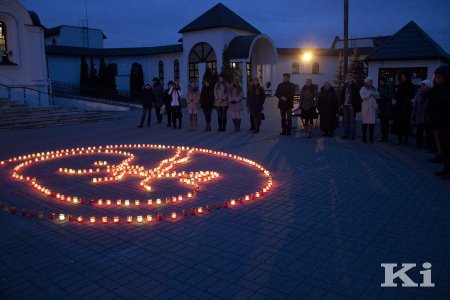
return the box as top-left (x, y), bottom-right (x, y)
top-left (179, 3), bottom-right (260, 34)
top-left (368, 21), bottom-right (449, 61)
top-left (45, 25), bottom-right (108, 39)
top-left (46, 44), bottom-right (183, 57)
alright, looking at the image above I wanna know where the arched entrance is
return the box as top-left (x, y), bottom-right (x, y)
top-left (226, 34), bottom-right (277, 95)
top-left (189, 42), bottom-right (217, 83)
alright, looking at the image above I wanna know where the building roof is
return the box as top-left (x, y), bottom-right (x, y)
top-left (46, 44), bottom-right (183, 57)
top-left (179, 3), bottom-right (260, 34)
top-left (226, 35), bottom-right (259, 60)
top-left (28, 10), bottom-right (42, 27)
top-left (368, 21), bottom-right (450, 62)
top-left (331, 35), bottom-right (392, 49)
top-left (277, 47), bottom-right (374, 57)
top-left (45, 25), bottom-right (108, 39)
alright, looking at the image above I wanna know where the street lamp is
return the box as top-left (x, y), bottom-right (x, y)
top-left (302, 51), bottom-right (313, 62)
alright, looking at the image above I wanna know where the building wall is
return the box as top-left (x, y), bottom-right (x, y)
top-left (276, 54), bottom-right (338, 90)
top-left (368, 59), bottom-right (444, 85)
top-left (0, 0), bottom-right (49, 105)
top-left (45, 26), bottom-right (104, 48)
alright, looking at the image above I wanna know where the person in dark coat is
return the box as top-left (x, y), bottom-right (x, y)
top-left (200, 79), bottom-right (215, 131)
top-left (152, 77), bottom-right (164, 124)
top-left (376, 77), bottom-right (393, 142)
top-left (275, 73), bottom-right (296, 136)
top-left (340, 75), bottom-right (361, 140)
top-left (431, 65), bottom-right (450, 178)
top-left (411, 79), bottom-right (433, 149)
top-left (163, 81), bottom-right (174, 127)
top-left (299, 79), bottom-right (318, 137)
top-left (392, 73), bottom-right (415, 145)
top-left (138, 83), bottom-right (155, 128)
top-left (247, 77), bottom-right (266, 133)
top-left (317, 82), bottom-right (339, 137)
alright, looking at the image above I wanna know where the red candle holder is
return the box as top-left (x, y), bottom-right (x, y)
top-left (157, 213), bottom-right (163, 221)
top-left (238, 198), bottom-right (243, 203)
top-left (50, 213), bottom-right (56, 219)
top-left (215, 203), bottom-right (221, 209)
top-left (68, 215), bottom-right (74, 221)
top-left (205, 205), bottom-right (211, 212)
top-left (89, 199), bottom-right (94, 205)
top-left (182, 210), bottom-right (187, 217)
top-left (28, 210), bottom-right (35, 218)
top-left (191, 208), bottom-right (196, 215)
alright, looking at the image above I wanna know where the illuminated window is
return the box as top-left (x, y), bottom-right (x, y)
top-left (0, 21), bottom-right (8, 62)
top-left (158, 61), bottom-right (164, 82)
top-left (292, 62), bottom-right (300, 74)
top-left (312, 62), bottom-right (320, 74)
top-left (174, 60), bottom-right (179, 81)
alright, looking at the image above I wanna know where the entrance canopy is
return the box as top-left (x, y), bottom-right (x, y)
top-left (226, 34), bottom-right (277, 64)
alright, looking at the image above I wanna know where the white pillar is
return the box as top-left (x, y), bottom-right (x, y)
top-left (198, 63), bottom-right (206, 85)
top-left (270, 64), bottom-right (276, 96)
top-left (242, 61), bottom-right (248, 98)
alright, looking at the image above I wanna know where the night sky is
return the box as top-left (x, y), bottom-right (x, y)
top-left (20, 0), bottom-right (450, 52)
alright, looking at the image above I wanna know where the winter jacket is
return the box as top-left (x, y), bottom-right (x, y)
top-left (229, 85), bottom-right (243, 112)
top-left (340, 82), bottom-right (361, 112)
top-left (275, 81), bottom-right (296, 110)
top-left (141, 88), bottom-right (155, 108)
top-left (377, 84), bottom-right (393, 119)
top-left (360, 85), bottom-right (378, 124)
top-left (214, 82), bottom-right (229, 107)
top-left (411, 88), bottom-right (431, 125)
top-left (169, 86), bottom-right (182, 107)
top-left (186, 84), bottom-right (200, 110)
top-left (153, 84), bottom-right (164, 107)
top-left (199, 85), bottom-right (215, 109)
top-left (247, 85), bottom-right (266, 112)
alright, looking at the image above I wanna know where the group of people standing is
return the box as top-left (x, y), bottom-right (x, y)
top-left (275, 73), bottom-right (339, 137)
top-left (138, 74), bottom-right (266, 133)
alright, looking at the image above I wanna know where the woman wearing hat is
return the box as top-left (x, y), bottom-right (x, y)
top-left (359, 77), bottom-right (378, 142)
top-left (411, 79), bottom-right (433, 148)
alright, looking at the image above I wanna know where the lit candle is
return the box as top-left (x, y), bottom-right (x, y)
top-left (98, 199), bottom-right (103, 205)
top-left (197, 207), bottom-right (203, 214)
top-left (255, 192), bottom-right (260, 198)
top-left (102, 216), bottom-right (108, 224)
top-left (125, 200), bottom-right (130, 206)
top-left (171, 212), bottom-right (177, 219)
top-left (117, 199), bottom-right (122, 206)
top-left (187, 193), bottom-right (193, 198)
top-left (90, 216), bottom-right (96, 223)
top-left (147, 199), bottom-right (152, 205)
top-left (77, 216), bottom-right (83, 223)
top-left (59, 213), bottom-right (65, 221)
top-left (135, 200), bottom-right (140, 206)
top-left (146, 215), bottom-right (153, 222)
top-left (114, 216), bottom-right (119, 223)
top-left (156, 199), bottom-right (161, 205)
top-left (73, 197), bottom-right (79, 204)
top-left (245, 195), bottom-right (250, 201)
top-left (230, 199), bottom-right (236, 206)
top-left (137, 216), bottom-right (143, 223)
top-left (106, 199), bottom-right (111, 206)
top-left (178, 195), bottom-right (183, 201)
top-left (127, 216), bottom-right (133, 223)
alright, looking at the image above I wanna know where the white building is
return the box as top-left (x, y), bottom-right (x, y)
top-left (0, 0), bottom-right (49, 105)
top-left (2, 1), bottom-right (448, 106)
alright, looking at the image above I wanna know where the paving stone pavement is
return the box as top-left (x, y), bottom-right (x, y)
top-left (0, 98), bottom-right (449, 299)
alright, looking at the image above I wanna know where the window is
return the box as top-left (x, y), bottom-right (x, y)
top-left (158, 61), bottom-right (164, 82)
top-left (312, 62), bottom-right (320, 74)
top-left (174, 60), bottom-right (179, 81)
top-left (292, 62), bottom-right (299, 74)
top-left (0, 21), bottom-right (8, 62)
top-left (188, 42), bottom-right (217, 82)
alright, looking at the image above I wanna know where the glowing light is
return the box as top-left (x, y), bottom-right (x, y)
top-left (59, 214), bottom-right (65, 221)
top-left (302, 51), bottom-right (313, 62)
top-left (114, 216), bottom-right (119, 223)
top-left (171, 212), bottom-right (177, 219)
top-left (137, 215), bottom-right (143, 223)
top-left (102, 216), bottom-right (108, 224)
top-left (90, 216), bottom-right (96, 223)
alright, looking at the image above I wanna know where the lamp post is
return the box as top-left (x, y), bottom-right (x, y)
top-left (343, 0), bottom-right (349, 79)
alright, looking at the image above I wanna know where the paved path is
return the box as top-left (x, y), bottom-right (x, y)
top-left (1, 98), bottom-right (449, 299)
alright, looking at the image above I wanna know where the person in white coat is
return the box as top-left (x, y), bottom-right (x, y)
top-left (360, 77), bottom-right (378, 142)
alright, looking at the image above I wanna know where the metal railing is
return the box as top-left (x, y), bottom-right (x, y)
top-left (0, 81), bottom-right (52, 106)
top-left (51, 81), bottom-right (134, 104)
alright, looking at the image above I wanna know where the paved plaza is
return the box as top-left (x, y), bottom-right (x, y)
top-left (1, 98), bottom-right (449, 299)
